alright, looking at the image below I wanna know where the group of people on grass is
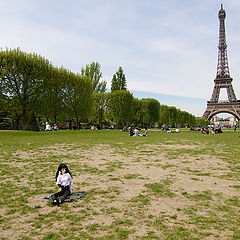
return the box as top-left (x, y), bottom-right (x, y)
top-left (161, 125), bottom-right (180, 133)
top-left (127, 126), bottom-right (149, 137)
top-left (200, 126), bottom-right (223, 134)
top-left (160, 124), bottom-right (180, 133)
top-left (90, 124), bottom-right (115, 130)
top-left (166, 128), bottom-right (180, 133)
top-left (45, 122), bottom-right (59, 131)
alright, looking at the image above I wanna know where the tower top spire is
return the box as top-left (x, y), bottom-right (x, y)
top-left (216, 2), bottom-right (229, 78)
top-left (219, 3), bottom-right (226, 19)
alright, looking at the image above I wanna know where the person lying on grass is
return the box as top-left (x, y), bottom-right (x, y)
top-left (51, 163), bottom-right (73, 206)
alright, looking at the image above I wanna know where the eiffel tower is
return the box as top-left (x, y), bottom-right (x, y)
top-left (202, 4), bottom-right (240, 120)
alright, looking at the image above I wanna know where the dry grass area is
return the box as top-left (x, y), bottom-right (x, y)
top-left (1, 139), bottom-right (240, 240)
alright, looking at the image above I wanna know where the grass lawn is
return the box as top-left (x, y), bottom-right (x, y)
top-left (0, 129), bottom-right (240, 240)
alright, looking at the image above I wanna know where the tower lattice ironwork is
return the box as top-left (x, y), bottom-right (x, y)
top-left (202, 4), bottom-right (240, 120)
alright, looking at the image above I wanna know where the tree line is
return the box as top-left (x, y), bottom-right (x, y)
top-left (0, 48), bottom-right (209, 130)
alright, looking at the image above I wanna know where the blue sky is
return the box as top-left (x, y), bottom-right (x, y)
top-left (1, 0), bottom-right (240, 117)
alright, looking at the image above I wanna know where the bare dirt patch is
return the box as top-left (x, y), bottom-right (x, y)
top-left (2, 143), bottom-right (239, 239)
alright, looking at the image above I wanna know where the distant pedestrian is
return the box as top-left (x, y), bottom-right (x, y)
top-left (234, 121), bottom-right (237, 131)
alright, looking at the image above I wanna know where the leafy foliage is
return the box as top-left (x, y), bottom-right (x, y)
top-left (81, 61), bottom-right (106, 92)
top-left (24, 111), bottom-right (40, 131)
top-left (195, 117), bottom-right (210, 127)
top-left (91, 92), bottom-right (109, 125)
top-left (159, 105), bottom-right (196, 127)
top-left (0, 48), bottom-right (94, 129)
top-left (0, 48), bottom-right (52, 128)
top-left (0, 91), bottom-right (9, 120)
top-left (111, 66), bottom-right (127, 91)
top-left (109, 90), bottom-right (135, 127)
top-left (137, 98), bottom-right (160, 127)
top-left (62, 73), bottom-right (93, 126)
top-left (38, 66), bottom-right (65, 123)
top-left (0, 48), bottom-right (198, 130)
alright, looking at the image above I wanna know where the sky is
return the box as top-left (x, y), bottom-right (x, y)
top-left (1, 0), bottom-right (240, 117)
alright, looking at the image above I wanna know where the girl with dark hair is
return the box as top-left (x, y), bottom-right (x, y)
top-left (129, 126), bottom-right (134, 136)
top-left (51, 163), bottom-right (73, 206)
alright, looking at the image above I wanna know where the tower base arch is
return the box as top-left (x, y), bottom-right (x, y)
top-left (202, 101), bottom-right (240, 121)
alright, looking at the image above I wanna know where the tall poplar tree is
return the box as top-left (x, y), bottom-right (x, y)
top-left (111, 66), bottom-right (127, 91)
top-left (138, 98), bottom-right (160, 127)
top-left (109, 90), bottom-right (134, 127)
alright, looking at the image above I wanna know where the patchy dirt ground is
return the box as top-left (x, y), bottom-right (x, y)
top-left (1, 143), bottom-right (240, 239)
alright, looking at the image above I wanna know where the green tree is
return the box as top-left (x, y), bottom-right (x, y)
top-left (0, 86), bottom-right (13, 129)
top-left (0, 48), bottom-right (52, 129)
top-left (4, 95), bottom-right (23, 129)
top-left (63, 72), bottom-right (93, 128)
top-left (91, 92), bottom-right (109, 126)
top-left (111, 66), bottom-right (127, 91)
top-left (189, 114), bottom-right (196, 126)
top-left (109, 90), bottom-right (134, 127)
top-left (0, 86), bottom-right (9, 120)
top-left (38, 66), bottom-right (65, 124)
top-left (137, 99), bottom-right (150, 128)
top-left (24, 111), bottom-right (40, 131)
top-left (142, 98), bottom-right (160, 127)
top-left (111, 74), bottom-right (118, 92)
top-left (176, 109), bottom-right (182, 126)
top-left (159, 105), bottom-right (170, 126)
top-left (181, 111), bottom-right (189, 126)
top-left (158, 104), bottom-right (195, 127)
top-left (81, 61), bottom-right (106, 92)
top-left (168, 106), bottom-right (177, 126)
top-left (195, 117), bottom-right (210, 127)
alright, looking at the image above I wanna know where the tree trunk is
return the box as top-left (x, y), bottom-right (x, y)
top-left (22, 108), bottom-right (27, 130)
top-left (76, 117), bottom-right (79, 129)
top-left (15, 116), bottom-right (20, 130)
top-left (98, 108), bottom-right (103, 126)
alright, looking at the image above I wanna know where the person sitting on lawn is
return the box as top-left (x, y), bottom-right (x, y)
top-left (215, 126), bottom-right (223, 134)
top-left (167, 128), bottom-right (180, 133)
top-left (45, 122), bottom-right (52, 131)
top-left (210, 127), bottom-right (216, 134)
top-left (142, 128), bottom-right (149, 137)
top-left (175, 127), bottom-right (180, 133)
top-left (123, 125), bottom-right (128, 132)
top-left (51, 164), bottom-right (73, 206)
top-left (53, 123), bottom-right (58, 131)
top-left (129, 126), bottom-right (134, 136)
top-left (200, 126), bottom-right (209, 134)
top-left (133, 127), bottom-right (142, 137)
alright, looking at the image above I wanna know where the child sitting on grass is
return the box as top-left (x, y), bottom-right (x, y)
top-left (51, 163), bottom-right (73, 206)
